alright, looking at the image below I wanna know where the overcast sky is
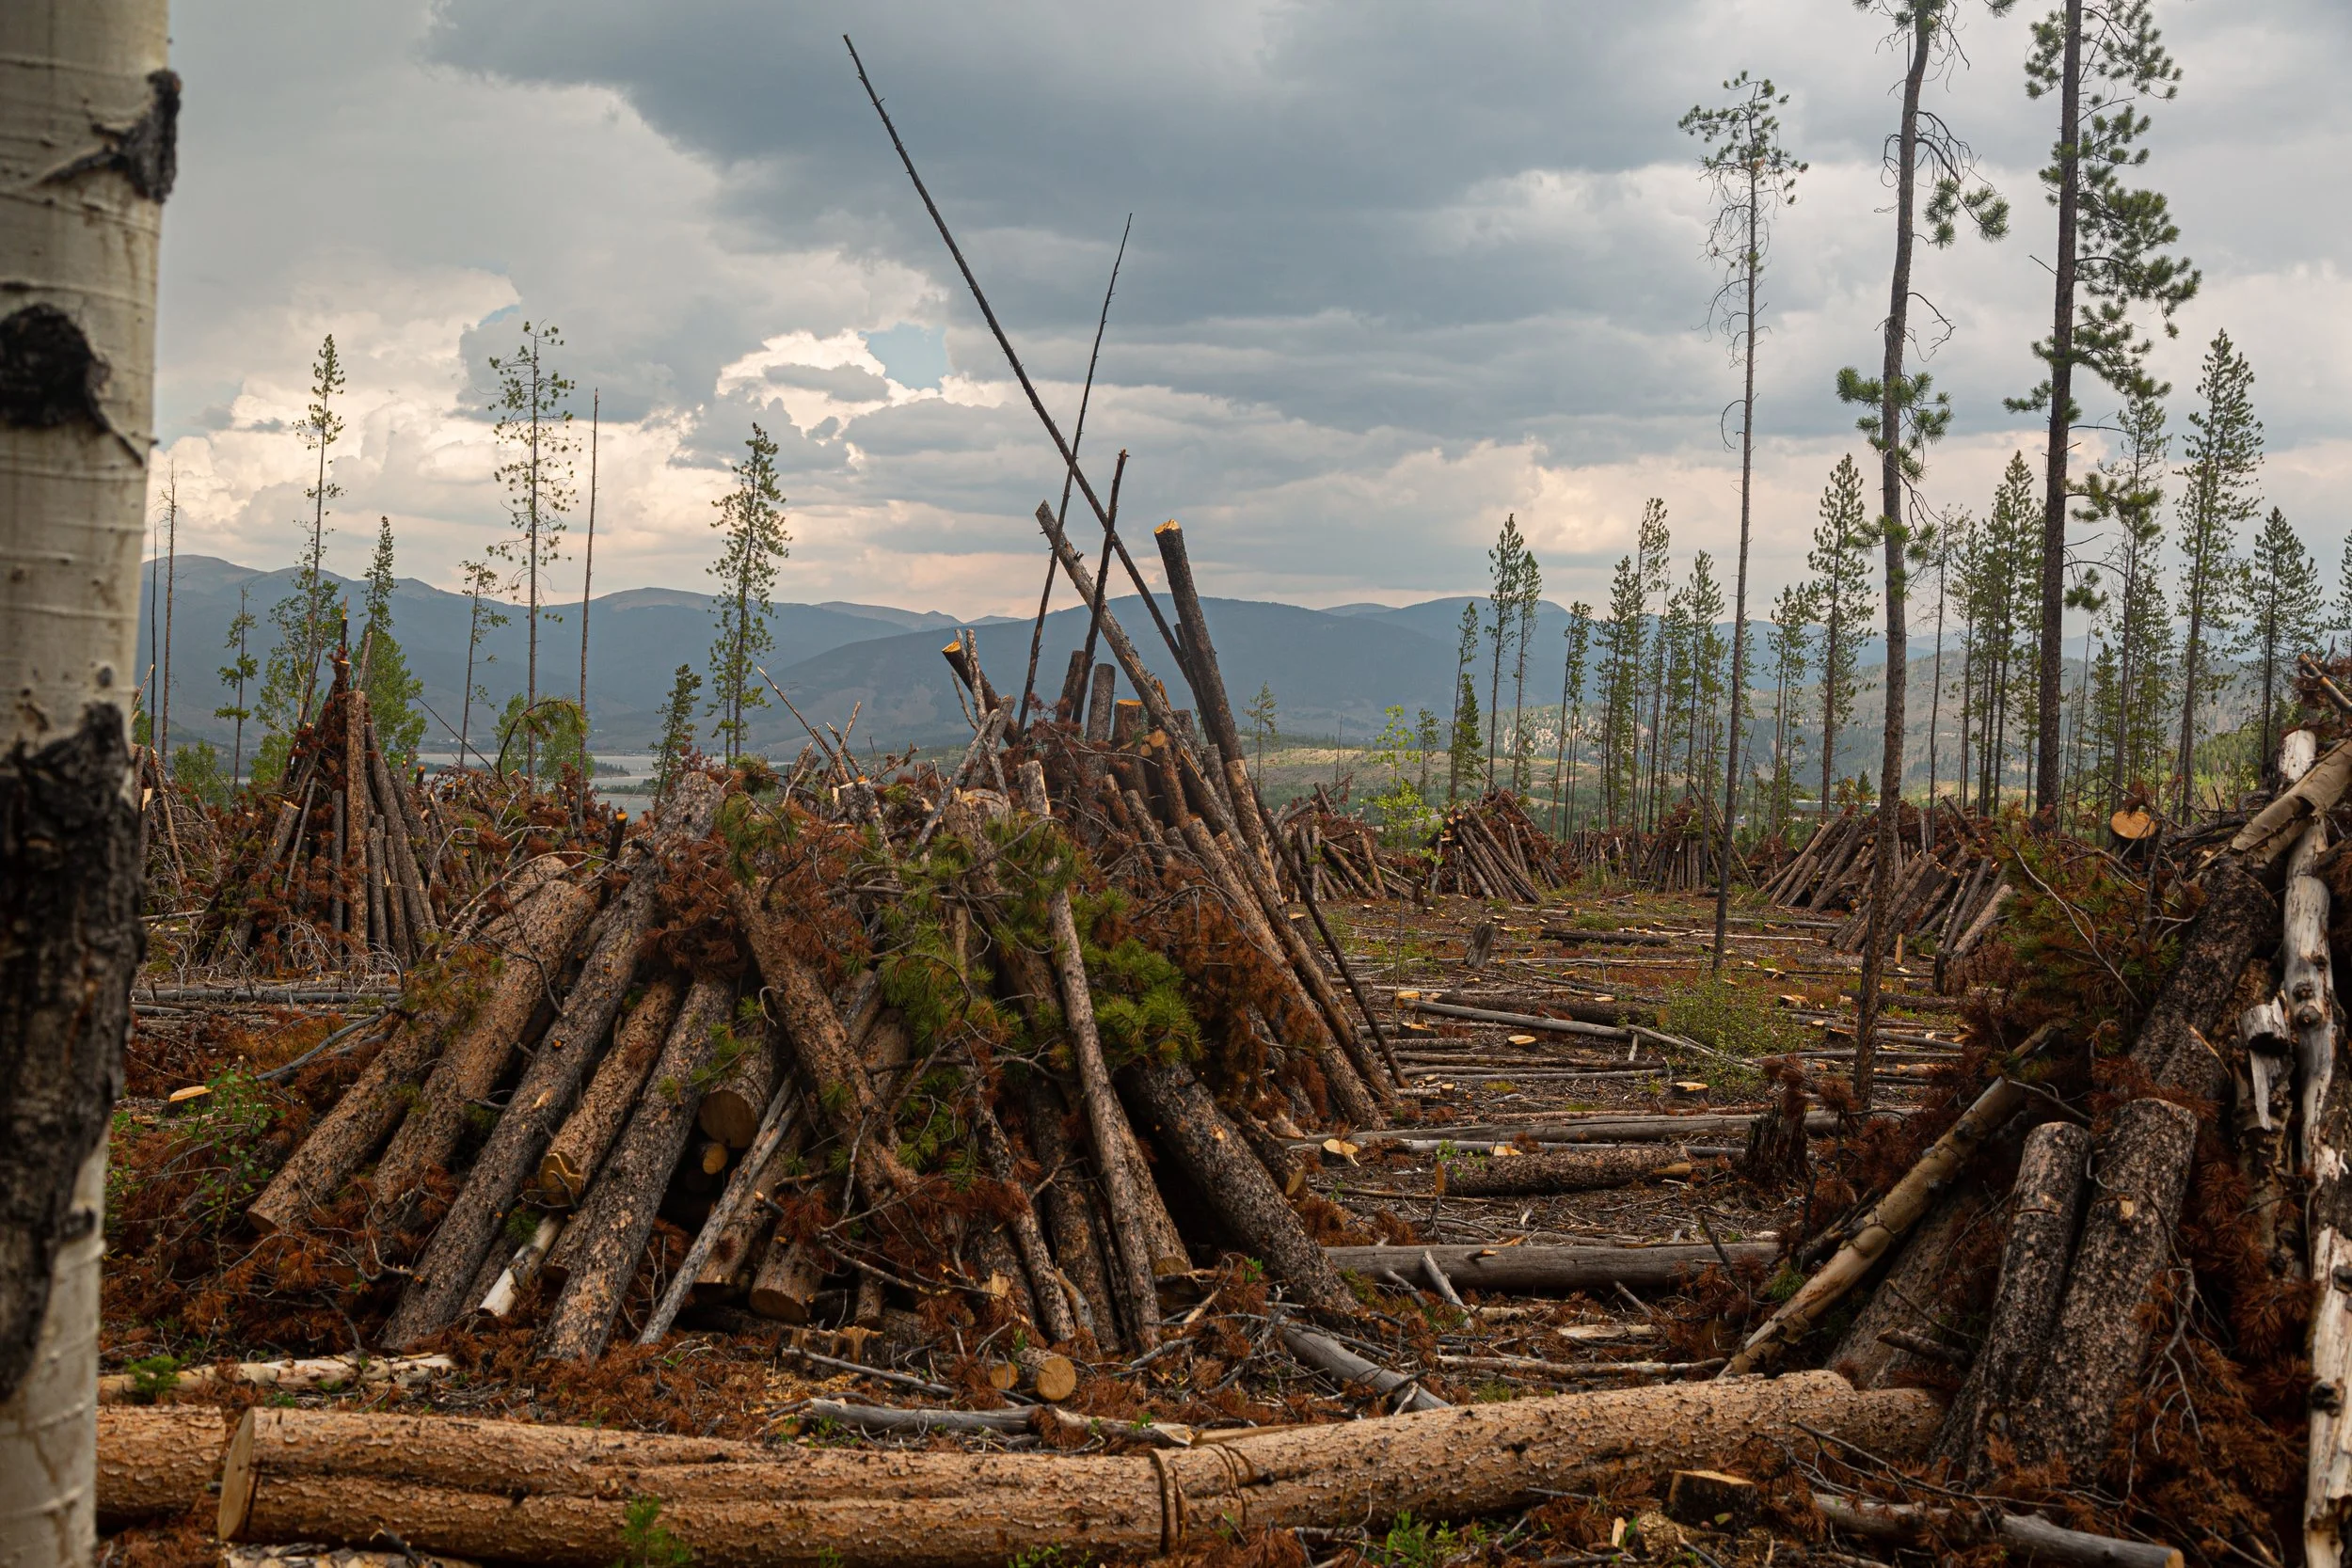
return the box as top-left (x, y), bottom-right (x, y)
top-left (151, 0), bottom-right (2350, 619)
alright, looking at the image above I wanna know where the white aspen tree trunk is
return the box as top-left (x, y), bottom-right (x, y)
top-left (0, 5), bottom-right (171, 1563)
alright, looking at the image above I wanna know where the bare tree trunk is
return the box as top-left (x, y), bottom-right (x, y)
top-left (2033, 0), bottom-right (2085, 815)
top-left (0, 8), bottom-right (170, 1560)
top-left (1714, 163), bottom-right (1761, 972)
top-left (1854, 10), bottom-right (1933, 1110)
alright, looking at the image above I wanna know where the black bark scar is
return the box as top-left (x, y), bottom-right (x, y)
top-left (0, 305), bottom-right (111, 431)
top-left (40, 68), bottom-right (181, 202)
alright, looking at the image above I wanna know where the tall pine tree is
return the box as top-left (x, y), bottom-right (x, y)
top-left (358, 517), bottom-right (425, 767)
top-left (2009, 0), bottom-right (2199, 809)
top-left (487, 321), bottom-right (576, 784)
top-left (2171, 329), bottom-right (2260, 813)
top-left (1808, 455), bottom-right (1873, 814)
top-left (2244, 505), bottom-right (2317, 774)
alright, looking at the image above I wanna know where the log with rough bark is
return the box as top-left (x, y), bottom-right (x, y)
top-left (2007, 1097), bottom-right (2199, 1483)
top-left (1812, 1493), bottom-right (2183, 1567)
top-left (1398, 996), bottom-right (1630, 1041)
top-left (1025, 1075), bottom-right (1122, 1353)
top-left (1018, 761), bottom-right (1169, 1349)
top-left (733, 888), bottom-right (917, 1205)
top-left (380, 772), bottom-right (723, 1351)
top-left (1722, 1077), bottom-right (2026, 1377)
top-left (97, 1405), bottom-right (234, 1527)
top-left (1325, 1242), bottom-right (1771, 1294)
top-left (1827, 1186), bottom-right (1988, 1390)
top-left (2128, 855), bottom-right (2280, 1104)
top-left (216, 1374), bottom-right (1940, 1566)
top-left (1932, 1119), bottom-right (2090, 1481)
top-left (1439, 1146), bottom-right (1694, 1197)
top-left (368, 880), bottom-right (597, 1205)
top-left (1116, 1056), bottom-right (1351, 1313)
top-left (534, 977), bottom-right (686, 1207)
top-left (967, 1088), bottom-right (1077, 1345)
top-left (246, 879), bottom-right (590, 1236)
top-left (535, 977), bottom-right (734, 1361)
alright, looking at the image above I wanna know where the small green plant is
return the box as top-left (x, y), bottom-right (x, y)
top-left (1371, 1512), bottom-right (1486, 1568)
top-left (613, 1496), bottom-right (693, 1568)
top-left (1657, 978), bottom-right (1805, 1060)
top-left (124, 1354), bottom-right (183, 1402)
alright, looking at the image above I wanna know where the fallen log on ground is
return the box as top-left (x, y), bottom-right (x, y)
top-left (1811, 1492), bottom-right (2183, 1567)
top-left (1438, 1146), bottom-right (1694, 1197)
top-left (1396, 995), bottom-right (1630, 1040)
top-left (1279, 1323), bottom-right (1448, 1412)
top-left (1324, 1242), bottom-right (1771, 1294)
top-left (97, 1404), bottom-right (233, 1526)
top-left (215, 1375), bottom-right (1941, 1566)
top-left (99, 1353), bottom-right (455, 1404)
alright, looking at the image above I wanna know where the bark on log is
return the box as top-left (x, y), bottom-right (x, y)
top-left (1025, 1076), bottom-right (1122, 1354)
top-left (99, 1354), bottom-right (453, 1405)
top-left (218, 1374), bottom-right (1938, 1566)
top-left (1827, 1185), bottom-right (1988, 1390)
top-left (535, 978), bottom-right (734, 1361)
top-left (246, 881), bottom-right (587, 1236)
top-left (1279, 1324), bottom-right (1446, 1411)
top-left (968, 1089), bottom-right (1077, 1344)
top-left (1116, 1057), bottom-right (1351, 1313)
top-left (697, 1023), bottom-right (778, 1150)
top-left (1812, 1493), bottom-right (2183, 1567)
top-left (381, 772), bottom-right (722, 1351)
top-left (1438, 1146), bottom-right (1693, 1197)
top-left (535, 977), bottom-right (686, 1208)
top-left (690, 1117), bottom-right (807, 1300)
top-left (1325, 1243), bottom-right (1771, 1294)
top-left (1399, 997), bottom-right (1629, 1041)
top-left (1018, 762), bottom-right (1168, 1349)
top-left (364, 712), bottom-right (433, 947)
top-left (2008, 1097), bottom-right (2199, 1482)
top-left (370, 881), bottom-right (596, 1205)
top-left (1932, 1120), bottom-right (2090, 1481)
top-left (1722, 1077), bottom-right (2026, 1377)
top-left (2310, 1046), bottom-right (2352, 1561)
top-left (733, 888), bottom-right (917, 1204)
top-left (97, 1405), bottom-right (232, 1527)
top-left (2127, 856), bottom-right (2280, 1104)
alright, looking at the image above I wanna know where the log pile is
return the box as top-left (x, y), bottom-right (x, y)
top-left (1760, 801), bottom-right (2010, 974)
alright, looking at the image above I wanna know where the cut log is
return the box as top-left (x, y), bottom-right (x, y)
top-left (968, 1088), bottom-right (1077, 1344)
top-left (1932, 1119), bottom-right (2091, 1480)
top-left (1116, 1056), bottom-right (1351, 1313)
top-left (381, 772), bottom-right (723, 1351)
top-left (688, 1116), bottom-right (807, 1301)
top-left (369, 880), bottom-right (597, 1205)
top-left (2008, 1097), bottom-right (2199, 1482)
top-left (246, 879), bottom-right (588, 1236)
top-left (1439, 1146), bottom-right (1692, 1197)
top-left (1813, 1493), bottom-right (2183, 1567)
top-left (99, 1354), bottom-right (453, 1405)
top-left (2233, 736), bottom-right (2352, 869)
top-left (535, 977), bottom-right (734, 1361)
top-left (216, 1376), bottom-right (1939, 1565)
top-left (1722, 1077), bottom-right (2026, 1377)
top-left (1826, 1186), bottom-right (1988, 1390)
top-left (1279, 1323), bottom-right (1447, 1411)
top-left (2127, 855), bottom-right (2280, 1104)
top-left (535, 976), bottom-right (686, 1207)
top-left (1325, 1243), bottom-right (1770, 1295)
top-left (1399, 996), bottom-right (1630, 1041)
top-left (96, 1405), bottom-right (233, 1526)
top-left (696, 1017), bottom-right (779, 1150)
top-left (734, 887), bottom-right (917, 1204)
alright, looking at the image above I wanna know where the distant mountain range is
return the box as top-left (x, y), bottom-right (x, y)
top-left (134, 556), bottom-right (1962, 784)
